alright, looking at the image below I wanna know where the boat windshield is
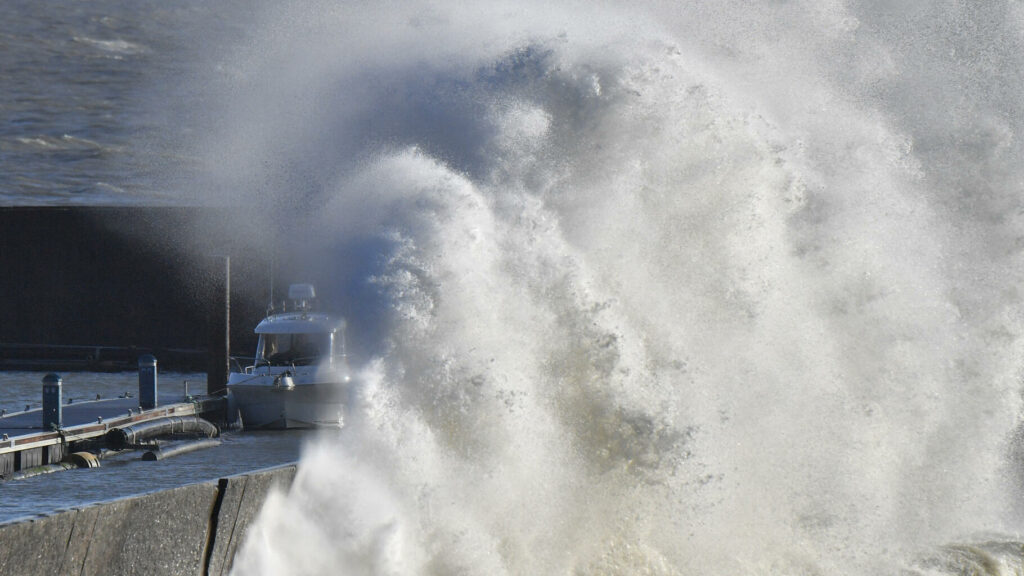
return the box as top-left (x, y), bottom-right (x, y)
top-left (256, 332), bottom-right (333, 367)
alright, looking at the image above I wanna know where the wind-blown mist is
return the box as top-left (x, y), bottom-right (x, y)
top-left (185, 1), bottom-right (1024, 574)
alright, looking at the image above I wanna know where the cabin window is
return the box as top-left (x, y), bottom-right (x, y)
top-left (256, 333), bottom-right (333, 366)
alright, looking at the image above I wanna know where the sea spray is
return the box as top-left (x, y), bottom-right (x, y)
top-left (181, 1), bottom-right (1024, 574)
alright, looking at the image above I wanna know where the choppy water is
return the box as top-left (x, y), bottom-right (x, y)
top-left (9, 0), bottom-right (1024, 575)
top-left (0, 0), bottom-right (250, 204)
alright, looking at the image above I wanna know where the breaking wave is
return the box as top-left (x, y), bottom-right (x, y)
top-left (182, 1), bottom-right (1024, 574)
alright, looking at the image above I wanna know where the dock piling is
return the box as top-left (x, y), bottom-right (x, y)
top-left (138, 355), bottom-right (158, 410)
top-left (42, 374), bottom-right (62, 430)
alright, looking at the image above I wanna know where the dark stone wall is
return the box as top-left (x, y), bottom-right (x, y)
top-left (0, 207), bottom-right (269, 364)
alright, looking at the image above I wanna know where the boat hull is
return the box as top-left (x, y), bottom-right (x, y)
top-left (230, 382), bottom-right (349, 430)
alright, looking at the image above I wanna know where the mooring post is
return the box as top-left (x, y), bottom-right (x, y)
top-left (42, 373), bottom-right (62, 430)
top-left (139, 354), bottom-right (158, 410)
top-left (208, 255), bottom-right (230, 396)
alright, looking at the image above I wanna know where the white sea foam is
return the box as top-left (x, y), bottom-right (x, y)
top-left (191, 1), bottom-right (1024, 574)
top-left (72, 36), bottom-right (148, 56)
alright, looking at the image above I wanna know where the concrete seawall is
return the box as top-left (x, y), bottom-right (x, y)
top-left (0, 464), bottom-right (296, 576)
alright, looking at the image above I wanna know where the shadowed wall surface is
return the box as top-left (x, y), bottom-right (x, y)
top-left (0, 207), bottom-right (270, 367)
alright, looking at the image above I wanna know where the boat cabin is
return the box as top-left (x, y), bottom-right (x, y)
top-left (254, 313), bottom-right (345, 367)
top-left (242, 284), bottom-right (348, 372)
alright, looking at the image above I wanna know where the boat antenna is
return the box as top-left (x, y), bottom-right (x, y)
top-left (268, 247), bottom-right (276, 314)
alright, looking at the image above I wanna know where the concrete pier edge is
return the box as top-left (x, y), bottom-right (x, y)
top-left (0, 462), bottom-right (297, 576)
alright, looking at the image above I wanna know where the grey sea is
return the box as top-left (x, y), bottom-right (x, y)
top-left (0, 0), bottom-right (248, 205)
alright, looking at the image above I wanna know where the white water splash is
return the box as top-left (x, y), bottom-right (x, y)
top-left (185, 1), bottom-right (1024, 574)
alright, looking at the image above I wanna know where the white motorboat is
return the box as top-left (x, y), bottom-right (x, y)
top-left (227, 284), bottom-right (352, 429)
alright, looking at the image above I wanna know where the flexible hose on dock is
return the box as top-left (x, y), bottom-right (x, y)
top-left (68, 451), bottom-right (100, 468)
top-left (141, 438), bottom-right (222, 461)
top-left (105, 416), bottom-right (218, 450)
top-left (10, 462), bottom-right (77, 480)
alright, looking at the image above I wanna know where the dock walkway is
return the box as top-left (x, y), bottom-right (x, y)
top-left (0, 394), bottom-right (225, 478)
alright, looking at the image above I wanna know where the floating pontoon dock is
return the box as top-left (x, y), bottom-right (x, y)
top-left (0, 391), bottom-right (226, 478)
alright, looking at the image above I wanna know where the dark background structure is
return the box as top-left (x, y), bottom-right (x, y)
top-left (0, 207), bottom-right (270, 371)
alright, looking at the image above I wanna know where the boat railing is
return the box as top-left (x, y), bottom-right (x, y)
top-left (230, 356), bottom-right (254, 373)
top-left (240, 352), bottom-right (346, 374)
